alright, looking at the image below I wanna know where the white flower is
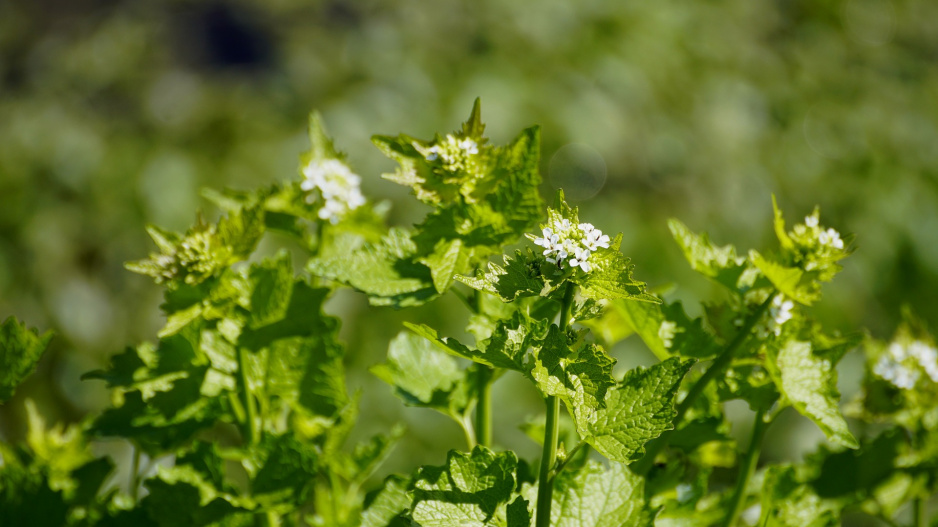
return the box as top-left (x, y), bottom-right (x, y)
top-left (908, 340), bottom-right (938, 382)
top-left (569, 247), bottom-right (592, 273)
top-left (818, 228), bottom-right (844, 250)
top-left (301, 158), bottom-right (366, 223)
top-left (458, 138), bottom-right (479, 155)
top-left (874, 340), bottom-right (938, 389)
top-left (534, 228), bottom-right (558, 251)
top-left (659, 320), bottom-right (678, 349)
top-left (761, 295), bottom-right (795, 336)
top-left (804, 215), bottom-right (819, 228)
top-left (426, 146), bottom-right (440, 161)
top-left (531, 217), bottom-right (613, 274)
top-left (580, 222), bottom-right (611, 251)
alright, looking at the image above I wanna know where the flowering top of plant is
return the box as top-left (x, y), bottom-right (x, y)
top-left (459, 191), bottom-right (658, 304)
top-left (531, 216), bottom-right (611, 273)
top-left (873, 339), bottom-right (938, 389)
top-left (300, 158), bottom-right (366, 223)
top-left (310, 100), bottom-right (544, 307)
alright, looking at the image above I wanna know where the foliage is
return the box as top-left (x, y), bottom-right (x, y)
top-left (1, 105), bottom-right (936, 527)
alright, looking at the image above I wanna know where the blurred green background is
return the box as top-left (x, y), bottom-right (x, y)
top-left (2, 0), bottom-right (937, 489)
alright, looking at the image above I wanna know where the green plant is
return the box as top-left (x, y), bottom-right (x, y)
top-left (1, 102), bottom-right (936, 526)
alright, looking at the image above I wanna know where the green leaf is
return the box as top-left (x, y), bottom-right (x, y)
top-left (456, 249), bottom-right (553, 302)
top-left (0, 317), bottom-right (53, 402)
top-left (506, 496), bottom-right (532, 527)
top-left (606, 299), bottom-right (721, 361)
top-left (574, 358), bottom-right (694, 463)
top-left (142, 465), bottom-right (253, 527)
top-left (361, 475), bottom-right (412, 527)
top-left (766, 340), bottom-right (858, 449)
top-left (530, 326), bottom-right (616, 412)
top-left (406, 311), bottom-right (547, 373)
top-left (411, 446), bottom-right (518, 526)
top-left (576, 235), bottom-right (659, 303)
top-left (127, 206), bottom-right (264, 289)
top-left (750, 251), bottom-right (818, 305)
top-left (307, 111), bottom-right (343, 161)
top-left (309, 227), bottom-right (438, 308)
top-left (549, 461), bottom-right (652, 527)
top-left (251, 433), bottom-right (319, 509)
top-left (247, 252), bottom-right (294, 328)
top-left (809, 428), bottom-right (903, 499)
top-left (371, 332), bottom-right (468, 413)
top-left (759, 465), bottom-right (839, 527)
top-left (418, 238), bottom-right (469, 294)
top-left (668, 218), bottom-right (750, 291)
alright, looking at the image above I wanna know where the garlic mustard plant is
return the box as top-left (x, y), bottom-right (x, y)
top-left (1, 103), bottom-right (937, 527)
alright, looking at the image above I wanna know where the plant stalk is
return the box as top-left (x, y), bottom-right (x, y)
top-left (130, 446), bottom-right (141, 504)
top-left (535, 282), bottom-right (575, 527)
top-left (913, 496), bottom-right (926, 527)
top-left (720, 408), bottom-right (770, 527)
top-left (475, 366), bottom-right (493, 447)
top-left (238, 347), bottom-right (261, 445)
top-left (633, 293), bottom-right (775, 476)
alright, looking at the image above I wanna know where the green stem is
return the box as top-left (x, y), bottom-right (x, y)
top-left (720, 408), bottom-right (770, 527)
top-left (536, 395), bottom-right (561, 527)
top-left (130, 446), bottom-right (141, 504)
top-left (633, 293), bottom-right (775, 476)
top-left (536, 282), bottom-right (575, 527)
top-left (238, 347), bottom-right (261, 445)
top-left (551, 441), bottom-right (586, 478)
top-left (475, 366), bottom-right (493, 447)
top-left (913, 496), bottom-right (926, 527)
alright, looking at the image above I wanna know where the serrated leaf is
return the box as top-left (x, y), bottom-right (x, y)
top-left (411, 446), bottom-right (518, 526)
top-left (406, 311), bottom-right (546, 373)
top-left (530, 326), bottom-right (616, 411)
top-left (456, 249), bottom-right (552, 302)
top-left (750, 251), bottom-right (818, 305)
top-left (548, 461), bottom-right (652, 527)
top-left (668, 219), bottom-right (750, 291)
top-left (576, 237), bottom-right (658, 303)
top-left (574, 358), bottom-right (694, 463)
top-left (767, 340), bottom-right (858, 449)
top-left (142, 465), bottom-right (253, 527)
top-left (251, 433), bottom-right (319, 508)
top-left (0, 317), bottom-right (53, 402)
top-left (247, 252), bottom-right (294, 328)
top-left (309, 227), bottom-right (437, 307)
top-left (608, 299), bottom-right (721, 361)
top-left (371, 332), bottom-right (468, 413)
top-left (419, 238), bottom-right (469, 294)
top-left (361, 475), bottom-right (412, 527)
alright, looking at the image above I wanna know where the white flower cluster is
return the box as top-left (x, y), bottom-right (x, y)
top-left (752, 294), bottom-right (795, 338)
top-left (797, 213), bottom-right (844, 250)
top-left (659, 320), bottom-right (678, 349)
top-left (533, 218), bottom-right (611, 273)
top-left (301, 158), bottom-right (366, 223)
top-left (425, 135), bottom-right (479, 164)
top-left (873, 340), bottom-right (938, 390)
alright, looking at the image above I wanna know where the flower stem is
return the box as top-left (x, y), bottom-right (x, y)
top-left (720, 408), bottom-right (770, 527)
top-left (536, 282), bottom-right (575, 527)
top-left (633, 293), bottom-right (775, 476)
top-left (475, 366), bottom-right (493, 447)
